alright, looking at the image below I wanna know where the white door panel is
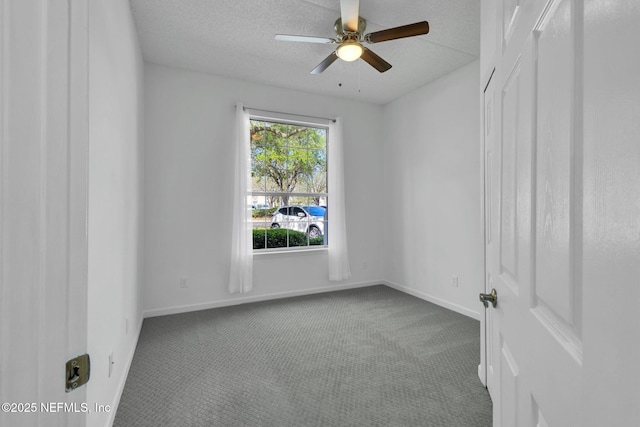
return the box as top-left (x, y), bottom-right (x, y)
top-left (481, 0), bottom-right (640, 425)
top-left (581, 0), bottom-right (640, 425)
top-left (0, 1), bottom-right (89, 426)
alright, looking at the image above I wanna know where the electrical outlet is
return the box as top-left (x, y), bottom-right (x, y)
top-left (180, 277), bottom-right (189, 288)
top-left (452, 276), bottom-right (459, 288)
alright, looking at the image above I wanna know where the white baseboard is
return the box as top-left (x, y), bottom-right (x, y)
top-left (383, 280), bottom-right (481, 321)
top-left (478, 364), bottom-right (487, 387)
top-left (143, 280), bottom-right (482, 321)
top-left (105, 317), bottom-right (144, 427)
top-left (143, 280), bottom-right (381, 318)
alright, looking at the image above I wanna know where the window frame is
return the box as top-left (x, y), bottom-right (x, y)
top-left (248, 115), bottom-right (330, 253)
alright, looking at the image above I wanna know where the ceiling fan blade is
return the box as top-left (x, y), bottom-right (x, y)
top-left (310, 51), bottom-right (339, 74)
top-left (275, 34), bottom-right (336, 44)
top-left (340, 0), bottom-right (360, 32)
top-left (360, 48), bottom-right (392, 73)
top-left (366, 21), bottom-right (430, 43)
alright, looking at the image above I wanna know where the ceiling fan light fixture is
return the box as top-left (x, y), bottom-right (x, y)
top-left (336, 42), bottom-right (363, 62)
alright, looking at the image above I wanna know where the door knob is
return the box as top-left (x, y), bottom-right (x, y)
top-left (479, 288), bottom-right (498, 308)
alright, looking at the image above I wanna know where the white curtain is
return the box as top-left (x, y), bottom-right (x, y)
top-left (229, 103), bottom-right (253, 293)
top-left (328, 118), bottom-right (352, 281)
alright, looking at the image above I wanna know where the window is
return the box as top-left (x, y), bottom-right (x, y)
top-left (250, 119), bottom-right (328, 251)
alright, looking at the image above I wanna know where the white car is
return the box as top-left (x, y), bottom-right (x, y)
top-left (270, 205), bottom-right (326, 238)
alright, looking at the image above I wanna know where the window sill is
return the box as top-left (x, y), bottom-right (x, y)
top-left (253, 247), bottom-right (328, 259)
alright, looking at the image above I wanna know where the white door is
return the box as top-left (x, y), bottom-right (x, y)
top-left (483, 0), bottom-right (640, 425)
top-left (0, 2), bottom-right (89, 426)
top-left (482, 70), bottom-right (497, 396)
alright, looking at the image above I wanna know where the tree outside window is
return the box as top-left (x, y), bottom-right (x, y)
top-left (250, 120), bottom-right (328, 250)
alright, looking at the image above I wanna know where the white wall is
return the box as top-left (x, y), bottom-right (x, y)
top-left (87, 1), bottom-right (144, 426)
top-left (143, 63), bottom-right (384, 316)
top-left (481, 0), bottom-right (497, 86)
top-left (382, 61), bottom-right (483, 319)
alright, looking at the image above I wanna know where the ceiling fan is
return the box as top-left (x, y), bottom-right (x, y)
top-left (275, 0), bottom-right (429, 74)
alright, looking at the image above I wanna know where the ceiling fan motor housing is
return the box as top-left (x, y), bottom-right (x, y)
top-left (334, 17), bottom-right (367, 39)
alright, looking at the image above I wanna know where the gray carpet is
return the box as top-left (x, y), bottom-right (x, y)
top-left (114, 285), bottom-right (492, 426)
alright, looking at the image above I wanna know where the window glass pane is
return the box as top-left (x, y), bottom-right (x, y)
top-left (249, 118), bottom-right (328, 251)
top-left (298, 148), bottom-right (311, 194)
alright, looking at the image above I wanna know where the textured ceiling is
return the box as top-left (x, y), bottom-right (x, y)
top-left (130, 0), bottom-right (480, 104)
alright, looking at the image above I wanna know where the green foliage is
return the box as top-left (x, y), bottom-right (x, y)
top-left (250, 120), bottom-right (327, 206)
top-left (253, 228), bottom-right (324, 250)
top-left (251, 207), bottom-right (277, 219)
top-left (310, 236), bottom-right (324, 246)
